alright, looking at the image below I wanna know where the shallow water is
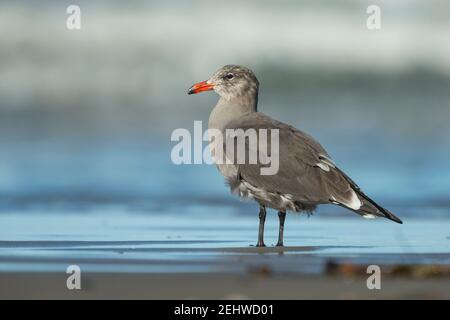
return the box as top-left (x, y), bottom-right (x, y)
top-left (0, 210), bottom-right (449, 274)
top-left (1, 139), bottom-right (450, 275)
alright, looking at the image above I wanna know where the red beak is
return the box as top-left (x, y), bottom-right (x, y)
top-left (188, 81), bottom-right (214, 95)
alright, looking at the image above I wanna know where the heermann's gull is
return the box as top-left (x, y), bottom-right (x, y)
top-left (188, 65), bottom-right (402, 247)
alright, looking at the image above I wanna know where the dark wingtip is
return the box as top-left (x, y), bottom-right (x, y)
top-left (386, 212), bottom-right (403, 224)
top-left (392, 217), bottom-right (403, 224)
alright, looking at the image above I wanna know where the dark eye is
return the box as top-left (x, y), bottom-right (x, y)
top-left (225, 73), bottom-right (234, 80)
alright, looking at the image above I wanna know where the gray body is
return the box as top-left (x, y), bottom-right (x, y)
top-left (190, 65), bottom-right (402, 246)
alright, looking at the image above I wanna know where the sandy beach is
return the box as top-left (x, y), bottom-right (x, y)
top-left (2, 273), bottom-right (450, 300)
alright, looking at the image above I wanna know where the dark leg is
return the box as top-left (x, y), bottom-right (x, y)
top-left (276, 211), bottom-right (286, 247)
top-left (256, 205), bottom-right (266, 247)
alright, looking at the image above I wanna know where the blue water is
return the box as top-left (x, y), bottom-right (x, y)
top-left (0, 212), bottom-right (449, 274)
top-left (0, 139), bottom-right (449, 274)
top-left (1, 139), bottom-right (449, 219)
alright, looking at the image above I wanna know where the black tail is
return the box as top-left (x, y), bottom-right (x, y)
top-left (355, 189), bottom-right (403, 224)
top-left (335, 167), bottom-right (403, 224)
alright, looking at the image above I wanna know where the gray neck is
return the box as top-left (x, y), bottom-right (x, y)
top-left (208, 92), bottom-right (258, 132)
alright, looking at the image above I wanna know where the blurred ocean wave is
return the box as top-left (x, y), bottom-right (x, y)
top-left (1, 0), bottom-right (450, 111)
top-left (1, 0), bottom-right (449, 138)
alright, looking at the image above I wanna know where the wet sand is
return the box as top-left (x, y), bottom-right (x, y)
top-left (0, 212), bottom-right (449, 299)
top-left (2, 273), bottom-right (450, 299)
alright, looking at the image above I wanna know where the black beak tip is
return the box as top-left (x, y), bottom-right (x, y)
top-left (187, 88), bottom-right (194, 95)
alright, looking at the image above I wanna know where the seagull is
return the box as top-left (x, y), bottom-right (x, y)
top-left (188, 65), bottom-right (402, 247)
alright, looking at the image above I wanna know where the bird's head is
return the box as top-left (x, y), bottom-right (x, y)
top-left (188, 65), bottom-right (259, 100)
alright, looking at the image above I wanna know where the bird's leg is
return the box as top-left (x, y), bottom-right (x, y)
top-left (276, 210), bottom-right (286, 247)
top-left (256, 205), bottom-right (266, 247)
